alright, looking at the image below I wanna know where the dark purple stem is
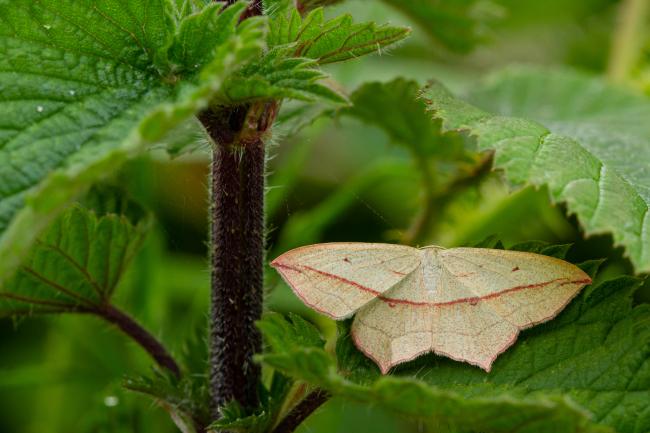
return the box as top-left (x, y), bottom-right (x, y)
top-left (202, 1), bottom-right (270, 418)
top-left (100, 304), bottom-right (181, 378)
top-left (200, 99), bottom-right (277, 417)
top-left (272, 390), bottom-right (330, 433)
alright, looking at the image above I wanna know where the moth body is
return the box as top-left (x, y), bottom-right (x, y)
top-left (421, 248), bottom-right (442, 296)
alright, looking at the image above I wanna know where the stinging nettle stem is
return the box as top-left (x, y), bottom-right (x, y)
top-left (205, 1), bottom-right (269, 419)
top-left (201, 100), bottom-right (277, 417)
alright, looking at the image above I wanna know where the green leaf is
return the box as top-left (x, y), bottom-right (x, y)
top-left (421, 67), bottom-right (650, 272)
top-left (126, 370), bottom-right (208, 433)
top-left (0, 0), bottom-right (266, 284)
top-left (125, 321), bottom-right (211, 433)
top-left (268, 8), bottom-right (411, 64)
top-left (168, 2), bottom-right (260, 73)
top-left (260, 243), bottom-right (650, 433)
top-left (263, 0), bottom-right (346, 16)
top-left (211, 373), bottom-right (295, 433)
top-left (262, 0), bottom-right (292, 17)
top-left (220, 46), bottom-right (348, 104)
top-left (128, 318), bottom-right (294, 433)
top-left (344, 79), bottom-right (464, 158)
top-left (211, 401), bottom-right (273, 433)
top-left (275, 101), bottom-right (334, 137)
top-left (296, 0), bottom-right (345, 10)
top-left (381, 0), bottom-right (502, 53)
top-left (0, 188), bottom-right (149, 316)
top-left (258, 318), bottom-right (606, 433)
top-left (258, 312), bottom-right (325, 352)
top-left (168, 0), bottom-right (212, 23)
top-left (508, 241), bottom-right (571, 259)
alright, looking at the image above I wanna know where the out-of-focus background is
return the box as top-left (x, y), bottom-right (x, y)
top-left (1, 0), bottom-right (648, 431)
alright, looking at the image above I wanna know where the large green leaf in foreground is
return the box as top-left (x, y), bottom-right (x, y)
top-left (259, 245), bottom-right (650, 433)
top-left (422, 68), bottom-right (650, 272)
top-left (0, 0), bottom-right (265, 284)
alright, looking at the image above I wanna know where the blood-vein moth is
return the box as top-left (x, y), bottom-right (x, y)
top-left (271, 243), bottom-right (591, 373)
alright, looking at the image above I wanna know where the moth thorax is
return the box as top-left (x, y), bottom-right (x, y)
top-left (422, 249), bottom-right (442, 295)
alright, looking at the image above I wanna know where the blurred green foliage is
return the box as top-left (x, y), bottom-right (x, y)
top-left (2, 0), bottom-right (649, 432)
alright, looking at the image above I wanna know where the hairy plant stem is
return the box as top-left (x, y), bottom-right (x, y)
top-left (271, 389), bottom-right (330, 433)
top-left (99, 304), bottom-right (181, 377)
top-left (607, 0), bottom-right (649, 83)
top-left (202, 1), bottom-right (269, 421)
top-left (201, 100), bottom-right (277, 418)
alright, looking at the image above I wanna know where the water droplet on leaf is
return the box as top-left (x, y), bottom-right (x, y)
top-left (104, 396), bottom-right (119, 407)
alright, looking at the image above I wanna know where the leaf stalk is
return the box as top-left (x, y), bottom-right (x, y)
top-left (99, 304), bottom-right (181, 378)
top-left (607, 0), bottom-right (649, 83)
top-left (271, 389), bottom-right (330, 433)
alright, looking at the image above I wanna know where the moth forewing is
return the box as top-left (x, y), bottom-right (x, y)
top-left (437, 248), bottom-right (591, 328)
top-left (271, 242), bottom-right (421, 319)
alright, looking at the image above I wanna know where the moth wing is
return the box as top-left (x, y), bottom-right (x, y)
top-left (352, 247), bottom-right (591, 373)
top-left (271, 243), bottom-right (421, 319)
top-left (351, 268), bottom-right (434, 374)
top-left (437, 248), bottom-right (591, 328)
top-left (352, 296), bottom-right (519, 373)
top-left (351, 268), bottom-right (518, 373)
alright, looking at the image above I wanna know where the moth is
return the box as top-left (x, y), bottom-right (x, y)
top-left (271, 243), bottom-right (591, 373)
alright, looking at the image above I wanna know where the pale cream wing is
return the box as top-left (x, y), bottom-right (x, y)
top-left (351, 265), bottom-right (519, 373)
top-left (352, 247), bottom-right (591, 373)
top-left (352, 300), bottom-right (519, 373)
top-left (351, 270), bottom-right (433, 374)
top-left (271, 243), bottom-right (421, 319)
top-left (437, 248), bottom-right (591, 328)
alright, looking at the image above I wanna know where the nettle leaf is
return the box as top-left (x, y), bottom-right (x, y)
top-left (217, 5), bottom-right (412, 105)
top-left (421, 67), bottom-right (650, 273)
top-left (0, 0), bottom-right (266, 283)
top-left (297, 0), bottom-right (345, 10)
top-left (211, 373), bottom-right (294, 433)
top-left (126, 322), bottom-right (211, 433)
top-left (168, 2), bottom-right (262, 73)
top-left (168, 0), bottom-right (212, 23)
top-left (220, 46), bottom-right (348, 104)
top-left (127, 318), bottom-right (294, 433)
top-left (0, 189), bottom-right (149, 316)
top-left (211, 401), bottom-right (273, 433)
top-left (344, 79), bottom-right (465, 158)
top-left (268, 8), bottom-right (411, 64)
top-left (275, 101), bottom-right (335, 136)
top-left (258, 312), bottom-right (326, 352)
top-left (126, 370), bottom-right (211, 433)
top-left (259, 244), bottom-right (650, 433)
top-left (381, 0), bottom-right (501, 53)
top-left (126, 371), bottom-right (208, 433)
top-left (262, 0), bottom-right (347, 17)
